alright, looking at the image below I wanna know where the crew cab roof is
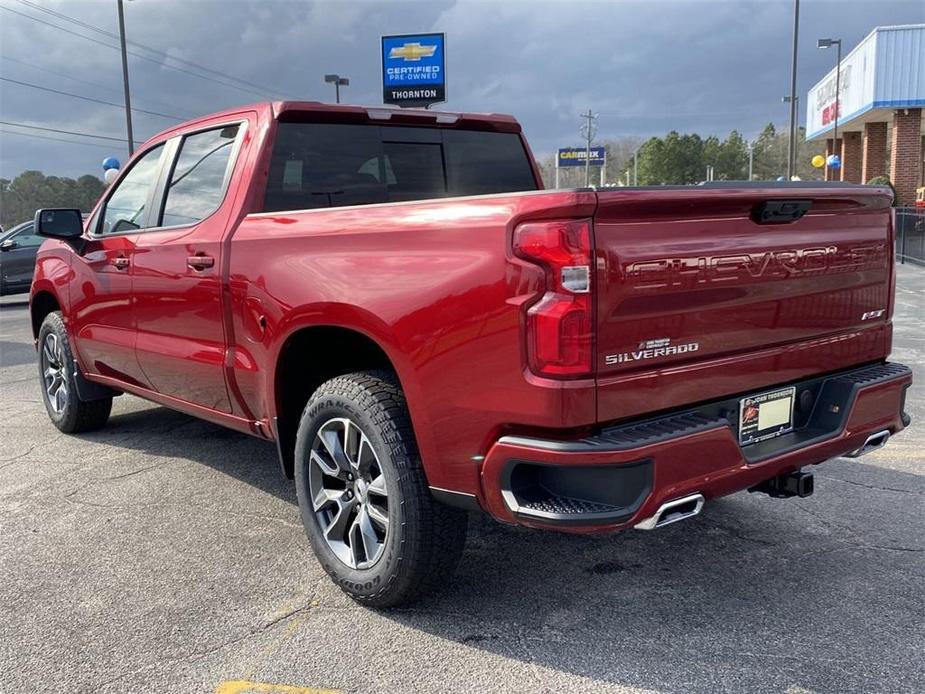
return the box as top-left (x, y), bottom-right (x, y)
top-left (144, 100), bottom-right (522, 146)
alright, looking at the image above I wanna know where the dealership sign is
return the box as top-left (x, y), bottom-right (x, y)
top-left (381, 33), bottom-right (446, 108)
top-left (558, 147), bottom-right (606, 167)
top-left (805, 34), bottom-right (872, 139)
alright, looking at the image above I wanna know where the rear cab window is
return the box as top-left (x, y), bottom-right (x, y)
top-left (262, 122), bottom-right (538, 212)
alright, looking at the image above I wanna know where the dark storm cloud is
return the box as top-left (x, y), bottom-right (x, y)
top-left (1, 0), bottom-right (922, 178)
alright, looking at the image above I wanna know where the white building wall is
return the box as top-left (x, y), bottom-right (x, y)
top-left (806, 24), bottom-right (925, 141)
top-left (874, 25), bottom-right (925, 106)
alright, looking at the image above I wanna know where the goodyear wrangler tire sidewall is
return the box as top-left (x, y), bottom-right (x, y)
top-left (294, 383), bottom-right (406, 603)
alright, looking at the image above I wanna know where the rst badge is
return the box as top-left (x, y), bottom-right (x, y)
top-left (604, 338), bottom-right (700, 365)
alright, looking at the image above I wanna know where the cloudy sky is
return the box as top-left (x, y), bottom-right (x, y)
top-left (1, 0), bottom-right (922, 179)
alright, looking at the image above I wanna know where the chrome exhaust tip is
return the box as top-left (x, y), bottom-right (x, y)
top-left (634, 493), bottom-right (705, 531)
top-left (846, 429), bottom-right (890, 458)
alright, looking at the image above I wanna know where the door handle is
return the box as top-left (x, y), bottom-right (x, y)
top-left (111, 256), bottom-right (130, 270)
top-left (187, 255), bottom-right (215, 270)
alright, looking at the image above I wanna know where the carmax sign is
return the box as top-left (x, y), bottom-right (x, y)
top-left (558, 147), bottom-right (606, 167)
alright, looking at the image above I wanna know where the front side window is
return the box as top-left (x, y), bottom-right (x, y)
top-left (11, 224), bottom-right (43, 247)
top-left (161, 125), bottom-right (240, 227)
top-left (100, 144), bottom-right (165, 234)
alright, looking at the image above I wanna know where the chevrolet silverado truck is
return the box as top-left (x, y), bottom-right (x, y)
top-left (30, 102), bottom-right (912, 606)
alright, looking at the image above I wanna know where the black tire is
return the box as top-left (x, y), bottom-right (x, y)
top-left (294, 370), bottom-right (467, 607)
top-left (37, 312), bottom-right (112, 433)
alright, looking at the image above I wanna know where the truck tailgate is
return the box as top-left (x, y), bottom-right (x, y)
top-left (592, 186), bottom-right (894, 423)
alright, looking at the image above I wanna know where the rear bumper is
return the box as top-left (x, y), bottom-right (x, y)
top-left (478, 362), bottom-right (912, 533)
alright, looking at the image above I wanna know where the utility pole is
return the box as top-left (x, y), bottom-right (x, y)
top-left (786, 0), bottom-right (800, 179)
top-left (580, 109), bottom-right (597, 187)
top-left (633, 147), bottom-right (639, 185)
top-left (747, 141), bottom-right (754, 180)
top-left (116, 0), bottom-right (134, 155)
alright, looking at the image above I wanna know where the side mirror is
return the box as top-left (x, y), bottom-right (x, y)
top-left (34, 208), bottom-right (84, 239)
top-left (0, 239), bottom-right (17, 251)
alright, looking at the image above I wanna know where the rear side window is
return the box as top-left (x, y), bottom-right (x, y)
top-left (262, 122), bottom-right (537, 212)
top-left (161, 125), bottom-right (240, 227)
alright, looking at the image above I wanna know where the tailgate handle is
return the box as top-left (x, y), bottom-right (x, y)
top-left (752, 199), bottom-right (812, 225)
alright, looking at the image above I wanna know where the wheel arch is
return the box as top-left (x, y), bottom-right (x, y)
top-left (30, 289), bottom-right (61, 342)
top-left (271, 319), bottom-right (427, 481)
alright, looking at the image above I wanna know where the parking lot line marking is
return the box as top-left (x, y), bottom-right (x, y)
top-left (215, 680), bottom-right (340, 694)
top-left (237, 600), bottom-right (318, 682)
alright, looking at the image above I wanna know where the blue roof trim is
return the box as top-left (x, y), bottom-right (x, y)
top-left (807, 99), bottom-right (925, 140)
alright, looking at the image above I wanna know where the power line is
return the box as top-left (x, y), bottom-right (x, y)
top-left (0, 120), bottom-right (141, 144)
top-left (1, 55), bottom-right (193, 118)
top-left (0, 127), bottom-right (124, 151)
top-left (13, 0), bottom-right (290, 98)
top-left (0, 5), bottom-right (275, 100)
top-left (2, 2), bottom-right (285, 100)
top-left (0, 76), bottom-right (184, 120)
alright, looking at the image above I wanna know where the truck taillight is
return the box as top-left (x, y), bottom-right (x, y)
top-left (513, 219), bottom-right (593, 378)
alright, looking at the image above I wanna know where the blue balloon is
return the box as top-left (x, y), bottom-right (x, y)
top-left (102, 156), bottom-right (121, 171)
top-left (826, 154), bottom-right (841, 169)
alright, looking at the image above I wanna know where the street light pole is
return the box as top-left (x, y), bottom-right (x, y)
top-left (324, 74), bottom-right (350, 104)
top-left (818, 38), bottom-right (842, 180)
top-left (786, 0), bottom-right (800, 179)
top-left (833, 40), bottom-right (842, 171)
top-left (116, 0), bottom-right (134, 155)
top-left (782, 95), bottom-right (799, 177)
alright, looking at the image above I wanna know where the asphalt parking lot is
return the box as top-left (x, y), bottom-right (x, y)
top-left (1, 266), bottom-right (922, 694)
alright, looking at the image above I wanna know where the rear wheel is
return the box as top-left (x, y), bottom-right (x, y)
top-left (38, 312), bottom-right (112, 433)
top-left (294, 370), bottom-right (468, 607)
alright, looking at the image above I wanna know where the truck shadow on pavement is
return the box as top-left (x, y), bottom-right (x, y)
top-left (93, 403), bottom-right (925, 694)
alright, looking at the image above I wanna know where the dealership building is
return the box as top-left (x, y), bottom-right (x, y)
top-left (806, 24), bottom-right (924, 205)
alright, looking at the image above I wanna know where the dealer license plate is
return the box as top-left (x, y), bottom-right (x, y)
top-left (739, 386), bottom-right (795, 445)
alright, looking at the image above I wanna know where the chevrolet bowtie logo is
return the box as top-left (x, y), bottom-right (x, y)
top-left (389, 42), bottom-right (437, 61)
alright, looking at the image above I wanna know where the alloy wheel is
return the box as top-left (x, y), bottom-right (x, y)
top-left (41, 333), bottom-right (68, 414)
top-left (308, 417), bottom-right (390, 569)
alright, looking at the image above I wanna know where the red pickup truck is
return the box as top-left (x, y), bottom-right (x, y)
top-left (30, 102), bottom-right (912, 606)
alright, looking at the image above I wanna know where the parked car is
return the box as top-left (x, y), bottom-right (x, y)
top-left (29, 102), bottom-right (912, 606)
top-left (0, 220), bottom-right (45, 296)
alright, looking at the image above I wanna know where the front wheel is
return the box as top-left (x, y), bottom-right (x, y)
top-left (38, 312), bottom-right (112, 433)
top-left (294, 371), bottom-right (467, 607)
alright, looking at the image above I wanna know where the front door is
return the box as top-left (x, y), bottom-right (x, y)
top-left (131, 121), bottom-right (246, 412)
top-left (69, 143), bottom-right (167, 387)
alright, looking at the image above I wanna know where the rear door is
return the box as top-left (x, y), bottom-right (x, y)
top-left (131, 119), bottom-right (249, 411)
top-left (592, 186), bottom-right (893, 421)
